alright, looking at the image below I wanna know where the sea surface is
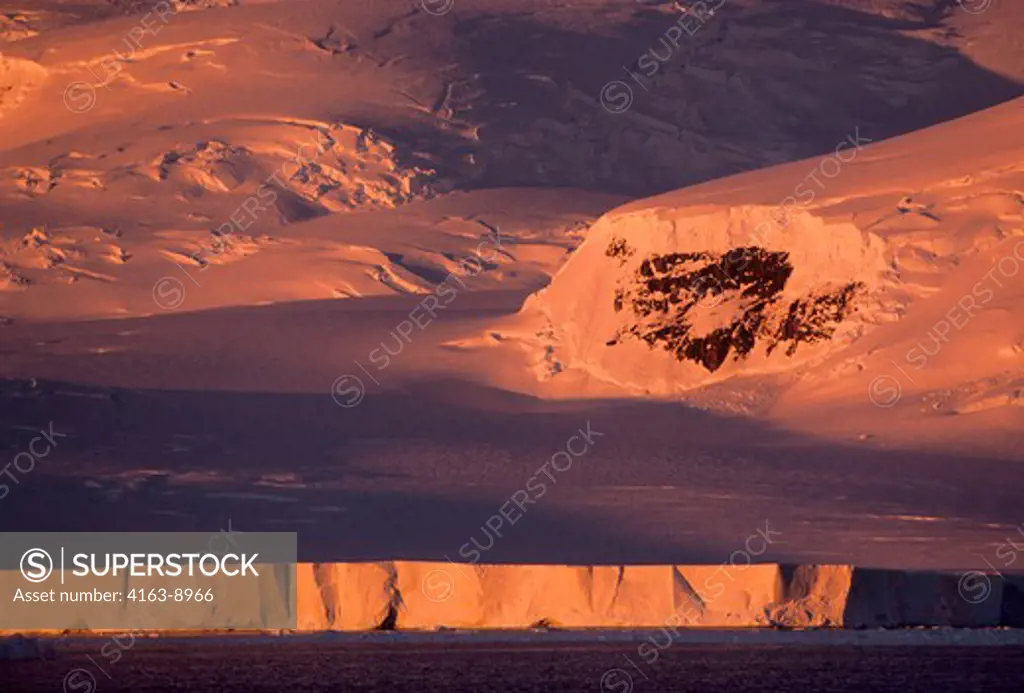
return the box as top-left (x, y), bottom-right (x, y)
top-left (3, 641), bottom-right (1024, 692)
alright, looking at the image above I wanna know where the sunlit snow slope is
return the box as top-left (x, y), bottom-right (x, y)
top-left (509, 96), bottom-right (1024, 457)
top-left (1, 0), bottom-right (1023, 594)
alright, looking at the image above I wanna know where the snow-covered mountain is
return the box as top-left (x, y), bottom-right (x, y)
top-left (0, 1), bottom-right (1022, 630)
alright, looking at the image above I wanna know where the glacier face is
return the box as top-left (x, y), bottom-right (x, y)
top-left (294, 562), bottom-right (1016, 631)
top-left (1, 562), bottom-right (1018, 633)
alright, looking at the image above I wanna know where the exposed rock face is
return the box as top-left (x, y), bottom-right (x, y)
top-left (519, 205), bottom-right (889, 393)
top-left (609, 245), bottom-right (863, 372)
top-left (772, 282), bottom-right (862, 356)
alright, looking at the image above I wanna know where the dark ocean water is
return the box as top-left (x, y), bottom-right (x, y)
top-left (3, 641), bottom-right (1024, 692)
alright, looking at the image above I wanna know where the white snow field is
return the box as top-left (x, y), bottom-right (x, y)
top-left (1, 0), bottom-right (1023, 631)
